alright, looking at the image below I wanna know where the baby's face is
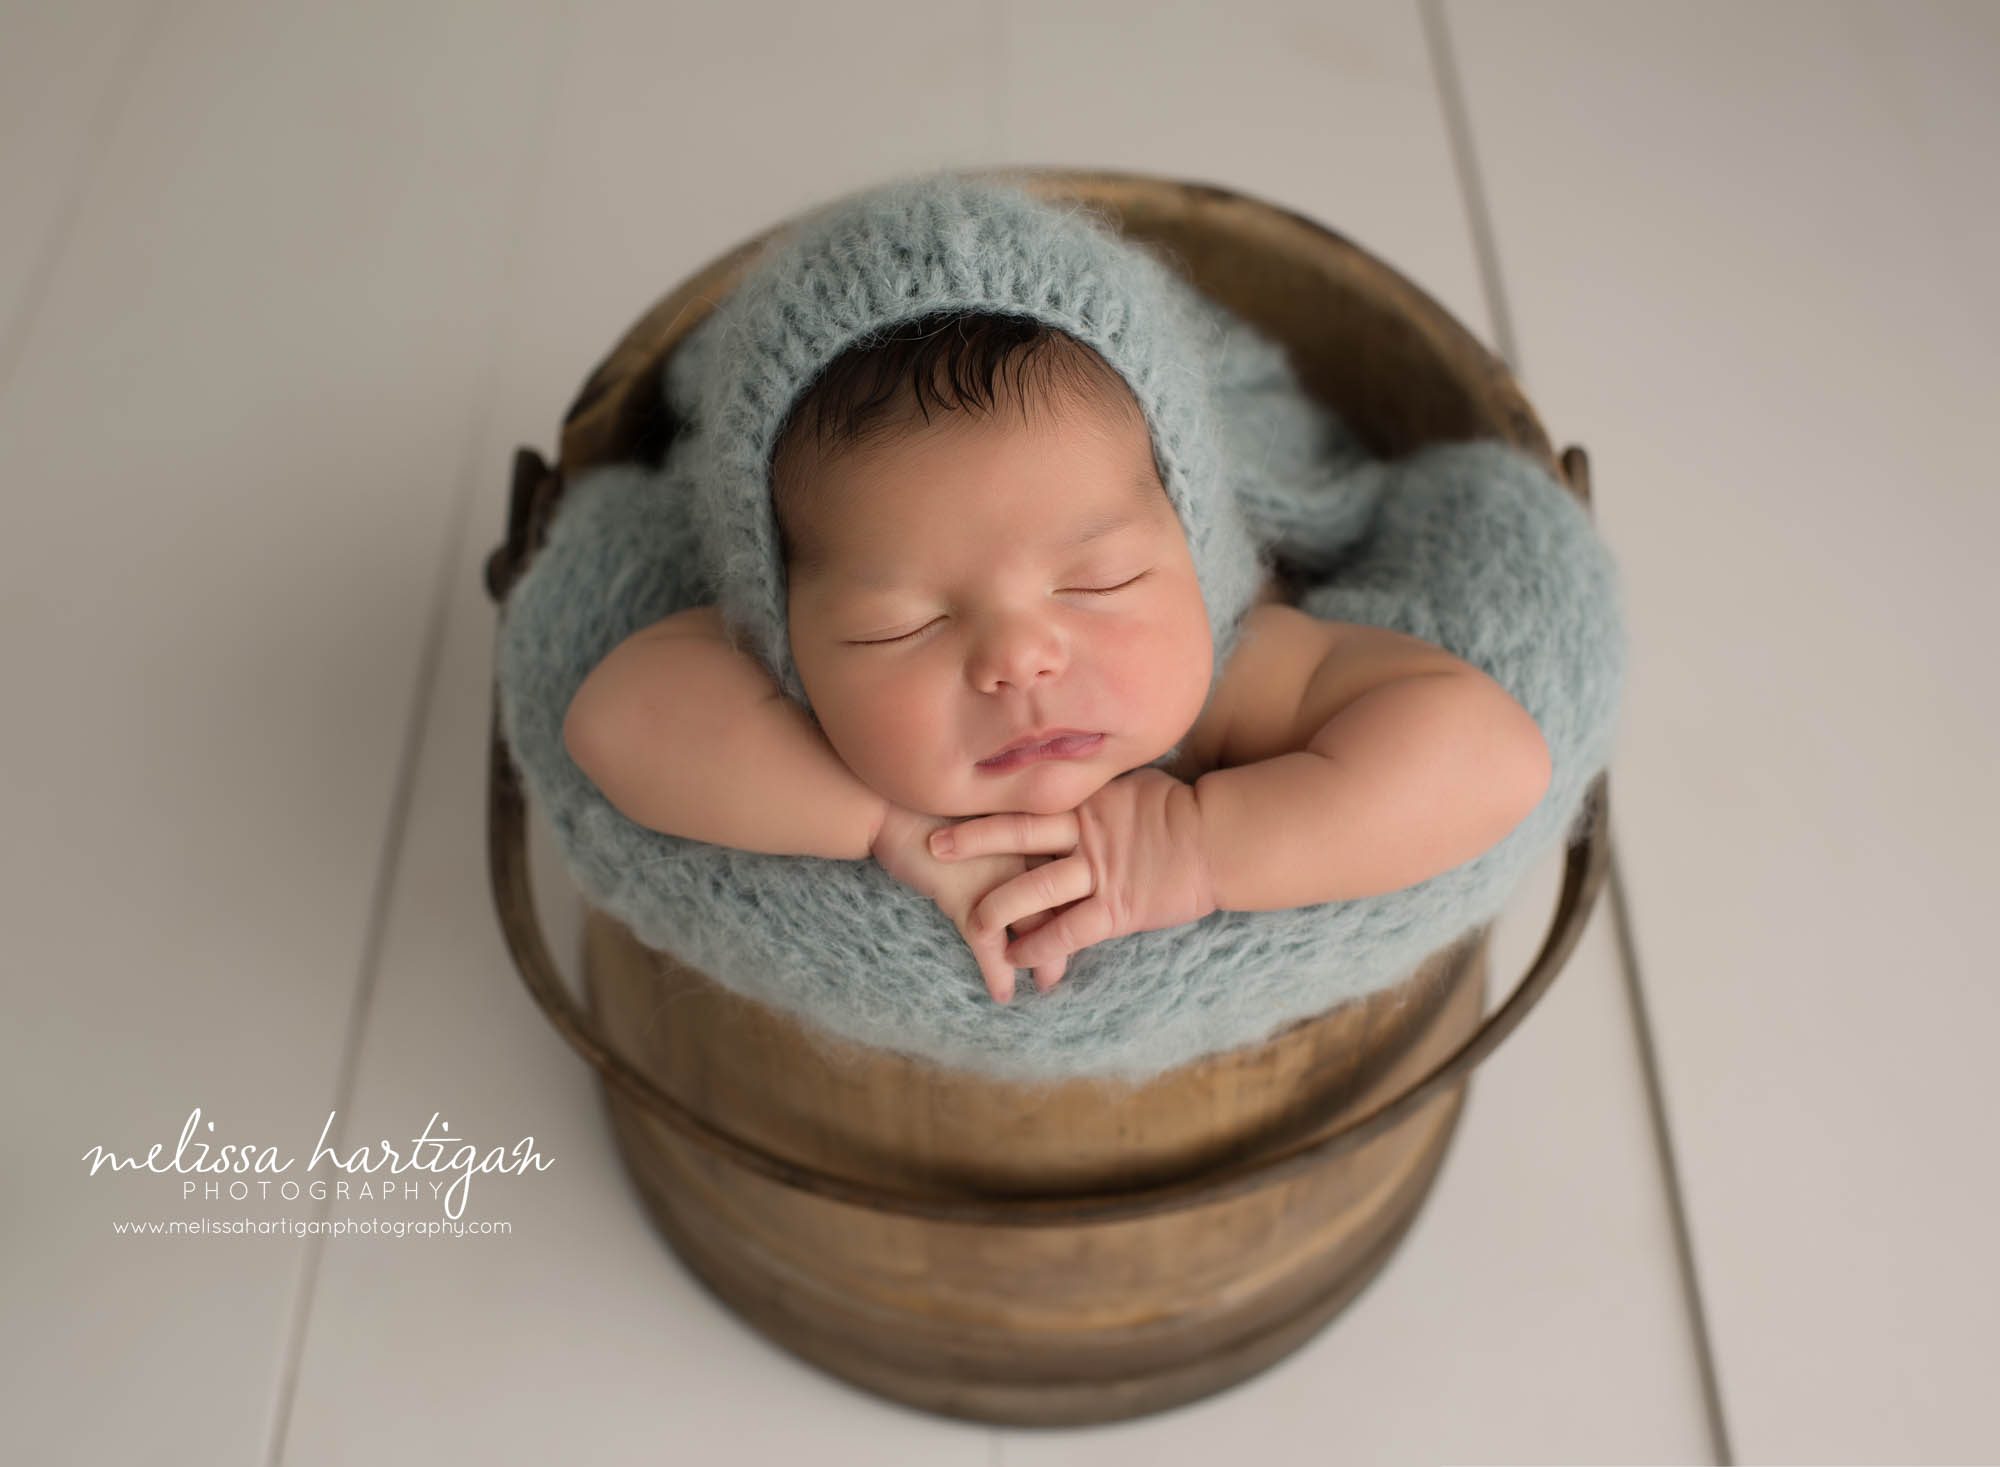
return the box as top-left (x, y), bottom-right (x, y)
top-left (784, 396), bottom-right (1213, 818)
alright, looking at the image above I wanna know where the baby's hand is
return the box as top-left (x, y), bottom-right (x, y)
top-left (869, 802), bottom-right (1063, 1005)
top-left (926, 767), bottom-right (1218, 991)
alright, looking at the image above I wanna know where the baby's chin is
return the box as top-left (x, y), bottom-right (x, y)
top-left (928, 752), bottom-right (1161, 819)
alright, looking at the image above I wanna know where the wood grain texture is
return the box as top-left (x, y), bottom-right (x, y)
top-left (587, 906), bottom-right (1485, 1425)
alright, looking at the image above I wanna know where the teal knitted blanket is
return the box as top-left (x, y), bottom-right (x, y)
top-left (496, 295), bottom-right (1625, 1085)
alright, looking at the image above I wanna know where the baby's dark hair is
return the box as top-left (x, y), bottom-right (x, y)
top-left (768, 309), bottom-right (1144, 577)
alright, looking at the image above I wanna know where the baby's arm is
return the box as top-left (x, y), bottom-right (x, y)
top-left (563, 606), bottom-right (886, 860)
top-left (1193, 660), bottom-right (1552, 911)
top-left (566, 605), bottom-right (1066, 999)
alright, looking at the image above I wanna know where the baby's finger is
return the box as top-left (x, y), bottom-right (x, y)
top-left (1007, 864), bottom-right (1059, 939)
top-left (975, 854), bottom-right (1093, 942)
top-left (1033, 952), bottom-right (1068, 992)
top-left (1008, 896), bottom-right (1112, 974)
top-left (970, 929), bottom-right (1016, 1005)
top-left (982, 959), bottom-right (1015, 1005)
top-left (1008, 908), bottom-right (1055, 938)
top-left (931, 810), bottom-right (1078, 860)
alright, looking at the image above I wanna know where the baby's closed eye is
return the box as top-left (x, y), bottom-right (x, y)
top-left (842, 570), bottom-right (1155, 646)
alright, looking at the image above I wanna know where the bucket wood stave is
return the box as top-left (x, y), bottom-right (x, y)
top-left (484, 166), bottom-right (1613, 1426)
top-left (586, 911), bottom-right (1487, 1423)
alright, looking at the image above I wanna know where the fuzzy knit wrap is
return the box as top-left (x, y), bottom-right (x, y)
top-left (495, 171), bottom-right (1628, 1085)
top-left (667, 170), bottom-right (1268, 756)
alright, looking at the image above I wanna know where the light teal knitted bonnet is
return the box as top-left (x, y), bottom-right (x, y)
top-left (662, 168), bottom-right (1270, 753)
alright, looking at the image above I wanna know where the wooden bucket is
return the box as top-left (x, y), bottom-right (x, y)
top-left (484, 167), bottom-right (1613, 1426)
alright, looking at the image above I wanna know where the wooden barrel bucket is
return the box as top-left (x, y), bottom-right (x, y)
top-left (484, 167), bottom-right (1613, 1426)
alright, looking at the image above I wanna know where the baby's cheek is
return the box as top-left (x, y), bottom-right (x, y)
top-left (838, 680), bottom-right (952, 780)
top-left (1101, 616), bottom-right (1199, 702)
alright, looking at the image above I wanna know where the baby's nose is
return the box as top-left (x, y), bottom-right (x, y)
top-left (969, 614), bottom-right (1068, 690)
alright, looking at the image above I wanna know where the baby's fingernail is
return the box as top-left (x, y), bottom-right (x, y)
top-left (930, 830), bottom-right (954, 855)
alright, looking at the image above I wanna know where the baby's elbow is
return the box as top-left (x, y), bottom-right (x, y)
top-left (1405, 672), bottom-right (1554, 859)
top-left (1506, 709), bottom-right (1555, 822)
top-left (563, 686), bottom-right (653, 827)
top-left (1461, 673), bottom-right (1552, 828)
top-left (562, 681), bottom-right (615, 782)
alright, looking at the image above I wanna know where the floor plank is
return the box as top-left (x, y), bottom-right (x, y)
top-left (1448, 1), bottom-right (2000, 1459)
top-left (0, 0), bottom-right (164, 374)
top-left (0, 2), bottom-right (562, 1462)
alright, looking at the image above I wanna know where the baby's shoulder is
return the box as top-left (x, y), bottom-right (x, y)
top-left (1163, 602), bottom-right (1303, 779)
top-left (1172, 604), bottom-right (1470, 777)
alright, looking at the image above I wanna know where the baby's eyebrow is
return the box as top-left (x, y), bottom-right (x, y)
top-left (1053, 463), bottom-right (1162, 547)
top-left (1040, 461), bottom-right (1168, 547)
top-left (1065, 501), bottom-right (1146, 549)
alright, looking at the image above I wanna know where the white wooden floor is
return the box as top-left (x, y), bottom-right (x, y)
top-left (4, 2), bottom-right (1994, 1462)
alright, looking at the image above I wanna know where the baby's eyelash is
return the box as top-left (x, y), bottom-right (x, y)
top-left (1075, 572), bottom-right (1149, 596)
top-left (853, 623), bottom-right (936, 647)
top-left (850, 572), bottom-right (1150, 646)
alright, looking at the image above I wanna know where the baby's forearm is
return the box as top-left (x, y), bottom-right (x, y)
top-left (565, 625), bottom-right (887, 861)
top-left (1191, 671), bottom-right (1551, 909)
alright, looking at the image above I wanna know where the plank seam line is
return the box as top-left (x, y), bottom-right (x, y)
top-left (1420, 4), bottom-right (1736, 1462)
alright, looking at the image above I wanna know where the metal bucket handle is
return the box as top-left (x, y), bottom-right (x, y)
top-left (482, 444), bottom-right (1613, 1227)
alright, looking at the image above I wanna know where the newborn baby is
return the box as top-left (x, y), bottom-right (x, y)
top-left (564, 312), bottom-right (1553, 1004)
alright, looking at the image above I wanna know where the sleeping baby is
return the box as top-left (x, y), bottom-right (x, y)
top-left (562, 310), bottom-right (1554, 1006)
